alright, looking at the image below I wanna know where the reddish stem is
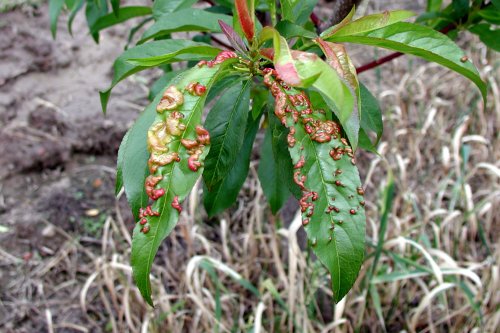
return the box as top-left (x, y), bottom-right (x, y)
top-left (356, 22), bottom-right (457, 74)
top-left (310, 12), bottom-right (321, 28)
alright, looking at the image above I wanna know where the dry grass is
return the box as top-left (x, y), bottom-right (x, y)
top-left (1, 2), bottom-right (500, 333)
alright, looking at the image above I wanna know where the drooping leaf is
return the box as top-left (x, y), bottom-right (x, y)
top-left (89, 6), bottom-right (152, 34)
top-left (359, 83), bottom-right (383, 146)
top-left (258, 127), bottom-right (291, 215)
top-left (469, 24), bottom-right (500, 52)
top-left (264, 72), bottom-right (366, 303)
top-left (203, 79), bottom-right (252, 189)
top-left (100, 40), bottom-right (219, 113)
top-left (234, 0), bottom-right (256, 41)
top-left (219, 20), bottom-right (249, 56)
top-left (326, 22), bottom-right (487, 102)
top-left (322, 10), bottom-right (415, 38)
top-left (275, 20), bottom-right (318, 40)
top-left (68, 0), bottom-right (86, 36)
top-left (138, 8), bottom-right (232, 44)
top-left (292, 0), bottom-right (319, 26)
top-left (203, 112), bottom-right (261, 217)
top-left (152, 0), bottom-right (198, 20)
top-left (49, 0), bottom-right (65, 38)
top-left (131, 56), bottom-right (239, 306)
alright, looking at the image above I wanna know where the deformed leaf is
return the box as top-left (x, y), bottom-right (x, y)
top-left (263, 72), bottom-right (366, 302)
top-left (131, 54), bottom-right (239, 306)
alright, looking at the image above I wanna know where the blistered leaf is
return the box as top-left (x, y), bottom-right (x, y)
top-left (131, 54), bottom-right (239, 306)
top-left (234, 0), bottom-right (256, 41)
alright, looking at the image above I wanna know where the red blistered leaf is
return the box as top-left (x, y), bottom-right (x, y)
top-left (235, 0), bottom-right (255, 42)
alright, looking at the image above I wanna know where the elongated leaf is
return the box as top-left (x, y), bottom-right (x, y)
top-left (203, 79), bottom-right (252, 189)
top-left (415, 11), bottom-right (455, 24)
top-left (115, 128), bottom-right (129, 195)
top-left (127, 45), bottom-right (223, 67)
top-left (49, 0), bottom-right (66, 38)
top-left (219, 20), bottom-right (249, 56)
top-left (132, 56), bottom-right (239, 306)
top-left (203, 112), bottom-right (261, 217)
top-left (85, 0), bottom-right (108, 43)
top-left (293, 0), bottom-right (319, 26)
top-left (469, 24), bottom-right (500, 52)
top-left (152, 0), bottom-right (198, 20)
top-left (111, 0), bottom-right (120, 17)
top-left (268, 94), bottom-right (303, 200)
top-left (322, 10), bottom-right (415, 38)
top-left (234, 0), bottom-right (255, 41)
top-left (100, 40), bottom-right (219, 113)
top-left (359, 83), bottom-right (383, 146)
top-left (281, 0), bottom-right (294, 22)
top-left (427, 0), bottom-right (443, 12)
top-left (477, 9), bottom-right (500, 25)
top-left (138, 8), bottom-right (232, 44)
top-left (68, 0), bottom-right (86, 36)
top-left (327, 22), bottom-right (487, 102)
top-left (320, 6), bottom-right (356, 38)
top-left (264, 73), bottom-right (365, 302)
top-left (206, 74), bottom-right (248, 103)
top-left (259, 127), bottom-right (291, 215)
top-left (275, 20), bottom-right (318, 40)
top-left (89, 6), bottom-right (152, 34)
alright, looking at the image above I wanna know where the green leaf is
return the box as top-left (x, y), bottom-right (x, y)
top-left (292, 0), bottom-right (319, 26)
top-left (268, 94), bottom-right (303, 200)
top-left (251, 90), bottom-right (268, 120)
top-left (126, 45), bottom-right (223, 67)
top-left (111, 0), bottom-right (120, 17)
top-left (267, 75), bottom-right (366, 302)
top-left (359, 83), bottom-right (383, 146)
top-left (275, 20), bottom-right (318, 39)
top-left (415, 11), bottom-right (455, 24)
top-left (203, 79), bottom-right (252, 189)
top-left (89, 6), bottom-right (152, 34)
top-left (149, 69), bottom-right (188, 101)
top-left (68, 0), bottom-right (86, 36)
top-left (426, 0), bottom-right (443, 12)
top-left (206, 74), bottom-right (248, 103)
top-left (452, 0), bottom-right (469, 18)
top-left (131, 58), bottom-right (238, 306)
top-left (322, 10), bottom-right (416, 38)
top-left (281, 0), bottom-right (294, 22)
top-left (203, 112), bottom-right (261, 217)
top-left (100, 40), bottom-right (219, 113)
top-left (357, 128), bottom-right (379, 154)
top-left (85, 0), bottom-right (108, 43)
top-left (258, 127), bottom-right (291, 215)
top-left (49, 0), bottom-right (66, 38)
top-left (469, 24), bottom-right (500, 52)
top-left (327, 22), bottom-right (487, 102)
top-left (125, 16), bottom-right (154, 50)
top-left (492, 0), bottom-right (500, 11)
top-left (476, 9), bottom-right (500, 25)
top-left (138, 8), bottom-right (232, 44)
top-left (115, 128), bottom-right (129, 195)
top-left (152, 0), bottom-right (198, 21)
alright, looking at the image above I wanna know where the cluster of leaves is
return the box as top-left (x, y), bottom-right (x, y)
top-left (49, 0), bottom-right (488, 306)
top-left (419, 0), bottom-right (500, 52)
